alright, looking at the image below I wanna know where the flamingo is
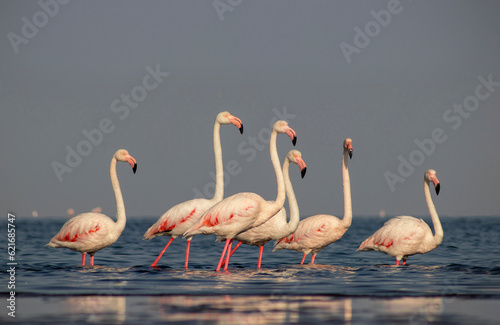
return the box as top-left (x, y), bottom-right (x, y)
top-left (273, 138), bottom-right (353, 265)
top-left (184, 120), bottom-right (297, 272)
top-left (357, 169), bottom-right (442, 265)
top-left (46, 149), bottom-right (137, 266)
top-left (143, 111), bottom-right (243, 269)
top-left (220, 149), bottom-right (307, 269)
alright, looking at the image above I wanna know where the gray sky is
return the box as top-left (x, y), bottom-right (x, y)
top-left (1, 1), bottom-right (499, 219)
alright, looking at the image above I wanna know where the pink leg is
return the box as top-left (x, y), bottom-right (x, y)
top-left (310, 255), bottom-right (316, 264)
top-left (151, 237), bottom-right (175, 267)
top-left (184, 240), bottom-right (191, 270)
top-left (257, 246), bottom-right (264, 269)
top-left (90, 255), bottom-right (94, 266)
top-left (396, 260), bottom-right (400, 266)
top-left (216, 239), bottom-right (231, 272)
top-left (300, 254), bottom-right (307, 265)
top-left (222, 241), bottom-right (242, 265)
top-left (403, 258), bottom-right (407, 266)
top-left (81, 253), bottom-right (86, 266)
top-left (224, 239), bottom-right (233, 271)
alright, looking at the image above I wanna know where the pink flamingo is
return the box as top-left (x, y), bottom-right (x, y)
top-left (143, 111), bottom-right (243, 269)
top-left (46, 149), bottom-right (137, 266)
top-left (273, 138), bottom-right (353, 265)
top-left (184, 120), bottom-right (297, 272)
top-left (357, 169), bottom-right (442, 265)
top-left (220, 149), bottom-right (307, 268)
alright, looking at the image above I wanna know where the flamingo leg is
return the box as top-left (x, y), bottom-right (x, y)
top-left (403, 258), bottom-right (407, 266)
top-left (81, 253), bottom-right (86, 266)
top-left (90, 255), bottom-right (94, 266)
top-left (216, 239), bottom-right (231, 272)
top-left (184, 240), bottom-right (191, 270)
top-left (396, 260), bottom-right (400, 266)
top-left (224, 239), bottom-right (233, 271)
top-left (310, 255), bottom-right (316, 264)
top-left (257, 246), bottom-right (264, 269)
top-left (151, 237), bottom-right (175, 267)
top-left (222, 241), bottom-right (242, 265)
top-left (300, 254), bottom-right (307, 265)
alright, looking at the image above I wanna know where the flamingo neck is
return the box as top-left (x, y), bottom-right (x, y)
top-left (424, 179), bottom-right (443, 246)
top-left (341, 149), bottom-right (352, 228)
top-left (282, 157), bottom-right (300, 233)
top-left (212, 120), bottom-right (224, 202)
top-left (267, 130), bottom-right (286, 216)
top-left (110, 157), bottom-right (126, 233)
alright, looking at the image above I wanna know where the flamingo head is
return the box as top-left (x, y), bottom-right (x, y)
top-left (217, 111), bottom-right (244, 134)
top-left (425, 169), bottom-right (440, 195)
top-left (273, 120), bottom-right (297, 146)
top-left (287, 150), bottom-right (307, 178)
top-left (115, 149), bottom-right (138, 174)
top-left (344, 138), bottom-right (353, 159)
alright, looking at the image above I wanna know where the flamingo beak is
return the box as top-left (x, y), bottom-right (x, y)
top-left (228, 115), bottom-right (244, 134)
top-left (346, 144), bottom-right (353, 159)
top-left (285, 126), bottom-right (297, 146)
top-left (295, 156), bottom-right (307, 178)
top-left (125, 155), bottom-right (138, 174)
top-left (431, 175), bottom-right (440, 195)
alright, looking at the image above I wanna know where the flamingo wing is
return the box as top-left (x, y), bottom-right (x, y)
top-left (48, 213), bottom-right (112, 248)
top-left (358, 216), bottom-right (429, 252)
top-left (144, 198), bottom-right (212, 239)
top-left (185, 192), bottom-right (262, 237)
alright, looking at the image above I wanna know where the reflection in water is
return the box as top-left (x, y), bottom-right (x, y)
top-left (15, 295), bottom-right (500, 325)
top-left (65, 296), bottom-right (126, 324)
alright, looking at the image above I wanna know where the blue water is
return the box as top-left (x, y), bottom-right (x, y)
top-left (2, 216), bottom-right (500, 324)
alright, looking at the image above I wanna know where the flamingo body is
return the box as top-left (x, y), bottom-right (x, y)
top-left (47, 149), bottom-right (137, 266)
top-left (357, 169), bottom-right (442, 265)
top-left (144, 111), bottom-right (243, 268)
top-left (273, 138), bottom-right (353, 264)
top-left (184, 120), bottom-right (298, 271)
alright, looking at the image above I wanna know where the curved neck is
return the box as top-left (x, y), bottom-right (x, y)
top-left (212, 120), bottom-right (224, 202)
top-left (110, 157), bottom-right (126, 233)
top-left (424, 179), bottom-right (443, 245)
top-left (341, 149), bottom-right (352, 228)
top-left (283, 158), bottom-right (300, 232)
top-left (267, 130), bottom-right (286, 215)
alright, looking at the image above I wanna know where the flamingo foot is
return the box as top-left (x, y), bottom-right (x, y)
top-left (151, 237), bottom-right (174, 267)
top-left (224, 239), bottom-right (233, 271)
top-left (184, 240), bottom-right (191, 270)
top-left (257, 246), bottom-right (264, 269)
top-left (300, 254), bottom-right (306, 265)
top-left (216, 239), bottom-right (231, 272)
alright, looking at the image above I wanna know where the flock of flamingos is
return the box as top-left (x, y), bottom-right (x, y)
top-left (47, 111), bottom-right (443, 271)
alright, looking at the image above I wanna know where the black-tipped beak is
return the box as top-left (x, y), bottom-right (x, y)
top-left (132, 163), bottom-right (138, 174)
top-left (292, 136), bottom-right (297, 146)
top-left (239, 124), bottom-right (244, 134)
top-left (348, 149), bottom-right (353, 159)
top-left (301, 167), bottom-right (307, 178)
top-left (435, 183), bottom-right (440, 195)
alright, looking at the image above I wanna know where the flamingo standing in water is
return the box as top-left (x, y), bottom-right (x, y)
top-left (220, 150), bottom-right (307, 269)
top-left (273, 138), bottom-right (353, 265)
top-left (357, 169), bottom-right (442, 265)
top-left (184, 120), bottom-right (297, 271)
top-left (47, 149), bottom-right (137, 266)
top-left (143, 111), bottom-right (243, 269)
